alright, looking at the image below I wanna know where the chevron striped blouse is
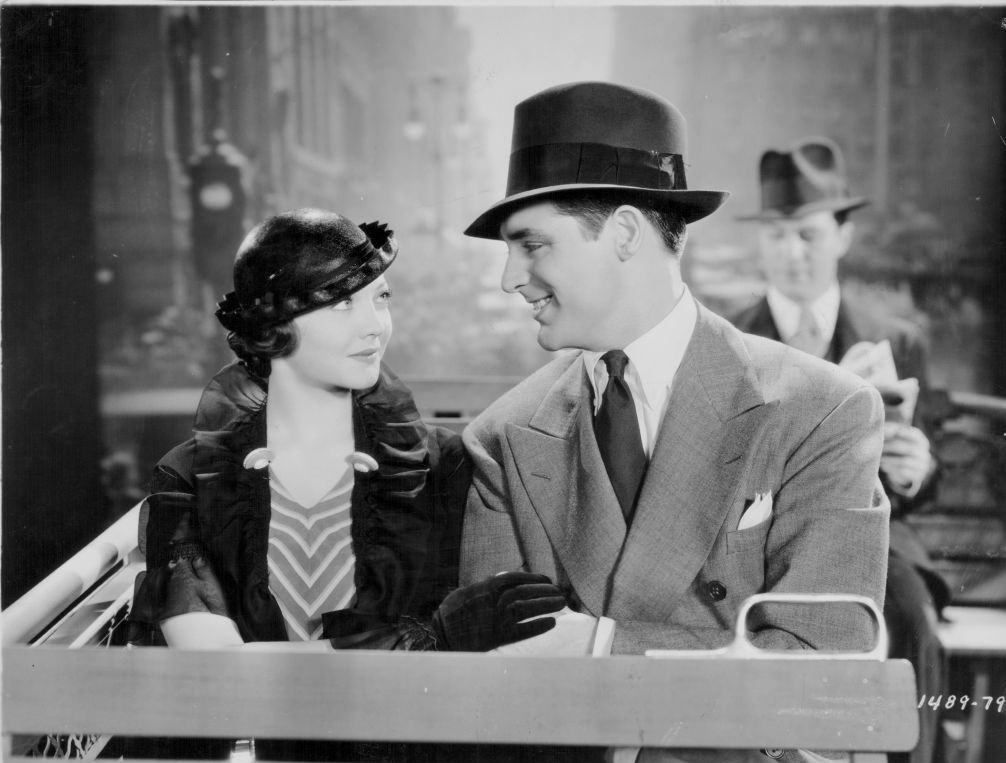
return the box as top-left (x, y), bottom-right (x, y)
top-left (266, 467), bottom-right (356, 641)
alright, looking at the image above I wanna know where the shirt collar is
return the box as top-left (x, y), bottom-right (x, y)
top-left (765, 283), bottom-right (841, 343)
top-left (583, 286), bottom-right (698, 412)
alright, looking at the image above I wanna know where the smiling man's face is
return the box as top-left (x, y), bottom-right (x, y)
top-left (498, 200), bottom-right (625, 351)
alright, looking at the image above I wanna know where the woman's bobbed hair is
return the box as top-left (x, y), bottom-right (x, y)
top-left (215, 208), bottom-right (397, 377)
top-left (226, 321), bottom-right (299, 379)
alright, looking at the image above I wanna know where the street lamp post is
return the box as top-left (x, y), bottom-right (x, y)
top-left (189, 68), bottom-right (248, 301)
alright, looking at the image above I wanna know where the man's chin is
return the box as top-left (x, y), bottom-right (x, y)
top-left (537, 327), bottom-right (578, 353)
top-left (533, 325), bottom-right (556, 352)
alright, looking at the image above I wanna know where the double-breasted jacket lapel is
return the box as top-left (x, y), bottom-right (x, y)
top-left (506, 358), bottom-right (625, 615)
top-left (607, 308), bottom-right (775, 619)
top-left (506, 307), bottom-right (778, 620)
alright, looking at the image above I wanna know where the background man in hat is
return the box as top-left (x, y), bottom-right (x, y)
top-left (460, 82), bottom-right (890, 669)
top-left (732, 137), bottom-right (949, 763)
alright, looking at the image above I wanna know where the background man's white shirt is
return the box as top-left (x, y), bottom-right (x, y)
top-left (766, 283), bottom-right (841, 347)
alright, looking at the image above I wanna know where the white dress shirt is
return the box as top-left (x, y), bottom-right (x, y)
top-left (582, 287), bottom-right (698, 458)
top-left (765, 283), bottom-right (841, 347)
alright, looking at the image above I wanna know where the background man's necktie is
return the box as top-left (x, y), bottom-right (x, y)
top-left (594, 350), bottom-right (647, 524)
top-left (788, 306), bottom-right (828, 358)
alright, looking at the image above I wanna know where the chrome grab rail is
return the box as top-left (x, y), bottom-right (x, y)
top-left (646, 592), bottom-right (888, 660)
top-left (733, 592), bottom-right (888, 660)
top-left (1, 502), bottom-right (142, 645)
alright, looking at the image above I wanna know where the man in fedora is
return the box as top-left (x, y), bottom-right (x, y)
top-left (733, 137), bottom-right (949, 763)
top-left (460, 83), bottom-right (889, 663)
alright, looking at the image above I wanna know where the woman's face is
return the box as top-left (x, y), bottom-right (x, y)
top-left (279, 276), bottom-right (393, 391)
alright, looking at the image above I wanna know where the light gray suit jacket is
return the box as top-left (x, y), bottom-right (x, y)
top-left (461, 304), bottom-right (890, 655)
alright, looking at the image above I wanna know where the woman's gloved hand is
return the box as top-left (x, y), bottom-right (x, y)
top-left (159, 556), bottom-right (230, 621)
top-left (430, 571), bottom-right (566, 651)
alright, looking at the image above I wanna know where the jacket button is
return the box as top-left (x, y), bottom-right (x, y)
top-left (707, 580), bottom-right (727, 601)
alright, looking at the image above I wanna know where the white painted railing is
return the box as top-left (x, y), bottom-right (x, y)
top-left (1, 502), bottom-right (142, 646)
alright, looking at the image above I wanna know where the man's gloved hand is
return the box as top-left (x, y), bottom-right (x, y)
top-left (159, 556), bottom-right (230, 622)
top-left (430, 571), bottom-right (566, 652)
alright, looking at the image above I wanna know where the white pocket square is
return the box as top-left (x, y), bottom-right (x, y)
top-left (737, 491), bottom-right (773, 531)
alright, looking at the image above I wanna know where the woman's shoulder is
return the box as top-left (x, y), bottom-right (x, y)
top-left (151, 439), bottom-right (198, 492)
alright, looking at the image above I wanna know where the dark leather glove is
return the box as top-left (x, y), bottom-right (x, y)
top-left (430, 571), bottom-right (566, 651)
top-left (159, 556), bottom-right (230, 621)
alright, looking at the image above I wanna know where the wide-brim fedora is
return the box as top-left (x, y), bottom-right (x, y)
top-left (464, 81), bottom-right (729, 240)
top-left (738, 136), bottom-right (869, 221)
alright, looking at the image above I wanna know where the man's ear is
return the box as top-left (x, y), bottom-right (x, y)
top-left (610, 205), bottom-right (647, 261)
top-left (836, 220), bottom-right (855, 258)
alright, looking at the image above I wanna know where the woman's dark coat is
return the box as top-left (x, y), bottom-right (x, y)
top-left (127, 361), bottom-right (470, 649)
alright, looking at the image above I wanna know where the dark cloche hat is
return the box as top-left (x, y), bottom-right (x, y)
top-left (739, 136), bottom-right (869, 221)
top-left (464, 81), bottom-right (729, 240)
top-left (215, 208), bottom-right (397, 336)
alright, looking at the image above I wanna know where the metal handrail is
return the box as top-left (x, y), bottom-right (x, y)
top-left (646, 592), bottom-right (888, 660)
top-left (1, 502), bottom-right (141, 646)
top-left (947, 389), bottom-right (1006, 417)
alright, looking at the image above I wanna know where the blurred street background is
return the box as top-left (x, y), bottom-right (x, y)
top-left (3, 4), bottom-right (1004, 606)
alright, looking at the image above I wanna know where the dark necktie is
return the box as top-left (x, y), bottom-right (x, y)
top-left (594, 350), bottom-right (647, 524)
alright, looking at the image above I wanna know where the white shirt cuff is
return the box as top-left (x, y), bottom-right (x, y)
top-left (592, 616), bottom-right (616, 657)
top-left (160, 612), bottom-right (244, 648)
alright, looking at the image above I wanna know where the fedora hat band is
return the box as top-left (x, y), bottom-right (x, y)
top-left (506, 142), bottom-right (687, 197)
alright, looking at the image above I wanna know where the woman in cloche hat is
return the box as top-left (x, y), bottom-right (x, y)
top-left (127, 208), bottom-right (564, 655)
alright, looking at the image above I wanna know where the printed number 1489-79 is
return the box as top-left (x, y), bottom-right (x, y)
top-left (917, 694), bottom-right (1006, 712)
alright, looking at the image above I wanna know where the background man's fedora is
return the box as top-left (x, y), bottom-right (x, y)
top-left (739, 136), bottom-right (869, 221)
top-left (464, 81), bottom-right (729, 240)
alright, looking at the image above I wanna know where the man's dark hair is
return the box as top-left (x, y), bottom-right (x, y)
top-left (550, 191), bottom-right (687, 254)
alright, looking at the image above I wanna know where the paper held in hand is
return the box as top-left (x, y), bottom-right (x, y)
top-left (839, 339), bottom-right (919, 424)
top-left (489, 607), bottom-right (615, 657)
